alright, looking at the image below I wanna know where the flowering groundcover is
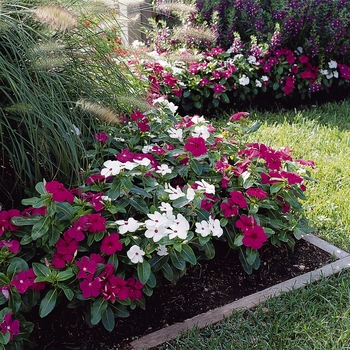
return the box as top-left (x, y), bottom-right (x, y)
top-left (0, 102), bottom-right (315, 349)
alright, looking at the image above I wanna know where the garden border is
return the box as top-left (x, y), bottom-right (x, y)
top-left (130, 234), bottom-right (350, 350)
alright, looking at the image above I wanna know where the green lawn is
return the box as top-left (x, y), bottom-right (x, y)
top-left (156, 99), bottom-right (350, 349)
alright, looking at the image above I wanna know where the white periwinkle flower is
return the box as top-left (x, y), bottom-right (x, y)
top-left (127, 245), bottom-right (145, 263)
top-left (164, 184), bottom-right (186, 200)
top-left (247, 55), bottom-right (258, 65)
top-left (255, 79), bottom-right (262, 88)
top-left (239, 75), bottom-right (250, 86)
top-left (195, 180), bottom-right (215, 194)
top-left (114, 218), bottom-right (143, 234)
top-left (328, 60), bottom-right (337, 69)
top-left (166, 214), bottom-right (190, 240)
top-left (156, 164), bottom-right (173, 175)
top-left (168, 127), bottom-right (183, 141)
top-left (156, 245), bottom-right (168, 256)
top-left (195, 220), bottom-right (211, 237)
top-left (186, 187), bottom-right (195, 201)
top-left (192, 125), bottom-right (210, 140)
top-left (333, 71), bottom-right (339, 78)
top-left (209, 217), bottom-right (223, 237)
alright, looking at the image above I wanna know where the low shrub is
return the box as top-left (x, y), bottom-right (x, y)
top-left (0, 101), bottom-right (315, 348)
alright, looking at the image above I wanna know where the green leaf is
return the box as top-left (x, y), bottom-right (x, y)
top-left (246, 248), bottom-right (259, 266)
top-left (108, 179), bottom-right (122, 200)
top-left (190, 159), bottom-right (203, 175)
top-left (31, 216), bottom-right (51, 240)
top-left (130, 185), bottom-right (152, 198)
top-left (56, 202), bottom-right (75, 220)
top-left (56, 269), bottom-right (74, 282)
top-left (48, 224), bottom-right (61, 246)
top-left (91, 297), bottom-right (108, 325)
top-left (273, 82), bottom-right (279, 90)
top-left (128, 197), bottom-right (149, 215)
top-left (102, 306), bottom-right (115, 332)
top-left (221, 92), bottom-right (230, 103)
top-left (39, 289), bottom-right (58, 317)
top-left (57, 284), bottom-right (74, 301)
top-left (32, 263), bottom-right (51, 277)
top-left (277, 66), bottom-right (283, 74)
top-left (0, 330), bottom-right (10, 345)
top-left (234, 234), bottom-right (244, 246)
top-left (180, 244), bottom-right (197, 265)
top-left (202, 241), bottom-right (215, 259)
top-left (0, 273), bottom-right (10, 286)
top-left (109, 303), bottom-right (130, 318)
top-left (107, 254), bottom-right (119, 270)
top-left (194, 101), bottom-right (202, 109)
top-left (270, 182), bottom-right (285, 194)
top-left (137, 260), bottom-right (151, 285)
top-left (149, 255), bottom-right (169, 272)
top-left (170, 250), bottom-right (186, 271)
top-left (10, 215), bottom-right (41, 226)
top-left (183, 90), bottom-right (191, 98)
top-left (171, 196), bottom-right (189, 208)
top-left (161, 262), bottom-right (174, 282)
top-left (246, 121), bottom-right (261, 134)
top-left (35, 182), bottom-right (46, 195)
top-left (7, 258), bottom-right (28, 279)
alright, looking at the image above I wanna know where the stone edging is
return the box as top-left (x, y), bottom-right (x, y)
top-left (130, 234), bottom-right (350, 350)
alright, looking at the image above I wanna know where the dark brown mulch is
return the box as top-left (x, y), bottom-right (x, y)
top-left (29, 239), bottom-right (333, 350)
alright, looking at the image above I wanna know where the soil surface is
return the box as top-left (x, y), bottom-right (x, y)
top-left (29, 239), bottom-right (333, 350)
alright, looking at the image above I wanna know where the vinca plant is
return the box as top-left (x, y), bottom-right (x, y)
top-left (0, 99), bottom-right (315, 348)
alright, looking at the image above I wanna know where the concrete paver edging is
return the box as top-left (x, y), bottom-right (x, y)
top-left (130, 234), bottom-right (350, 350)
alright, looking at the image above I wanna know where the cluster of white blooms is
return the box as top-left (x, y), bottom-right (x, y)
top-left (320, 60), bottom-right (339, 79)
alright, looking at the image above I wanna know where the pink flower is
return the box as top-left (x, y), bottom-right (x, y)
top-left (94, 131), bottom-right (109, 143)
top-left (56, 232), bottom-right (79, 255)
top-left (100, 234), bottom-right (122, 255)
top-left (12, 270), bottom-right (33, 294)
top-left (229, 191), bottom-right (247, 208)
top-left (184, 137), bottom-right (207, 157)
top-left (85, 213), bottom-right (106, 233)
top-left (0, 239), bottom-right (20, 253)
top-left (242, 225), bottom-right (267, 250)
top-left (11, 269), bottom-right (44, 294)
top-left (220, 198), bottom-right (239, 217)
top-left (126, 277), bottom-right (144, 301)
top-left (130, 110), bottom-right (145, 121)
top-left (281, 171), bottom-right (303, 185)
top-left (163, 72), bottom-right (178, 87)
top-left (86, 174), bottom-right (105, 184)
top-left (76, 256), bottom-right (98, 279)
top-left (21, 206), bottom-right (47, 216)
top-left (137, 119), bottom-right (150, 132)
top-left (80, 275), bottom-right (101, 299)
top-left (0, 209), bottom-right (21, 234)
top-left (229, 112), bottom-right (249, 121)
top-left (199, 78), bottom-right (210, 86)
top-left (246, 188), bottom-right (268, 200)
top-left (0, 312), bottom-right (20, 341)
top-left (46, 181), bottom-right (74, 203)
top-left (236, 215), bottom-right (257, 232)
top-left (101, 275), bottom-right (129, 301)
top-left (66, 216), bottom-right (91, 241)
top-left (213, 83), bottom-right (226, 94)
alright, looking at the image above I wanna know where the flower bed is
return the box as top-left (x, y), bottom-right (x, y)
top-left (0, 103), bottom-right (315, 349)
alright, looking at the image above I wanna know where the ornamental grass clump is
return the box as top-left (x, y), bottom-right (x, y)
top-left (0, 99), bottom-right (315, 348)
